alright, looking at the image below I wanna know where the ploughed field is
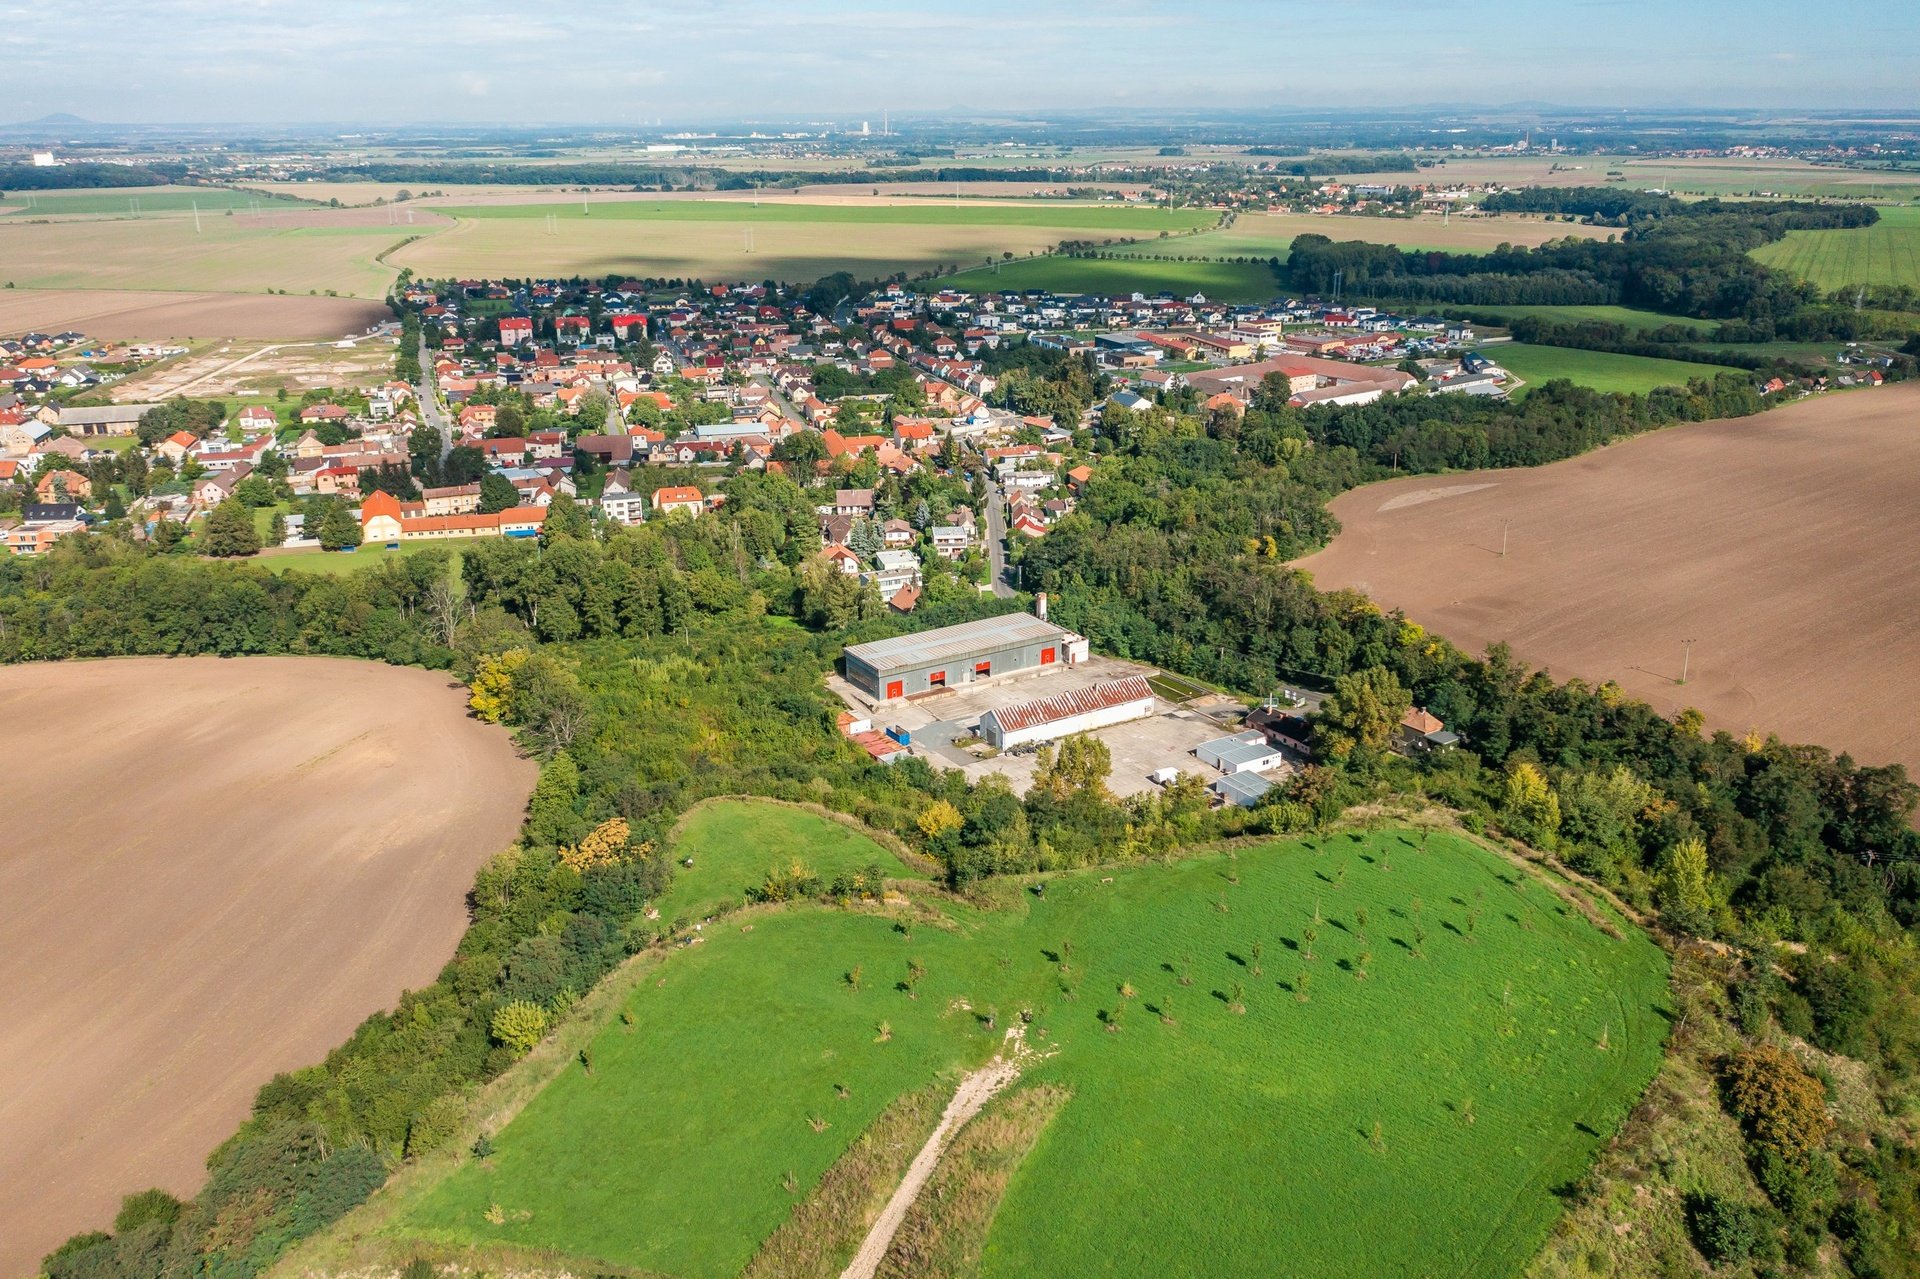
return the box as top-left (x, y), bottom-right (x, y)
top-left (1295, 383), bottom-right (1920, 776)
top-left (0, 657), bottom-right (535, 1278)
top-left (351, 807), bottom-right (1665, 1279)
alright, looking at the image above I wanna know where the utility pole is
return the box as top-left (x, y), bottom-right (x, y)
top-left (192, 201), bottom-right (202, 233)
top-left (1500, 518), bottom-right (1511, 557)
top-left (1679, 638), bottom-right (1696, 685)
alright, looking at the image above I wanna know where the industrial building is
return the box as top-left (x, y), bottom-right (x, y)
top-left (1195, 729), bottom-right (1288, 775)
top-left (979, 676), bottom-right (1157, 750)
top-left (1211, 772), bottom-right (1275, 808)
top-left (842, 611), bottom-right (1086, 703)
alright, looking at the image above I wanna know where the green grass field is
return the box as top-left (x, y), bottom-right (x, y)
top-left (0, 186), bottom-right (310, 217)
top-left (939, 254), bottom-right (1280, 301)
top-left (1492, 344), bottom-right (1722, 397)
top-left (1459, 304), bottom-right (1719, 334)
top-left (1752, 204), bottom-right (1920, 291)
top-left (655, 799), bottom-right (921, 925)
top-left (385, 827), bottom-right (1667, 1279)
top-left (433, 201), bottom-right (1218, 233)
top-left (261, 541), bottom-right (458, 575)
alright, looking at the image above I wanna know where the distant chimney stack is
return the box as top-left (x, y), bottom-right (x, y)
top-left (1035, 591), bottom-right (1048, 621)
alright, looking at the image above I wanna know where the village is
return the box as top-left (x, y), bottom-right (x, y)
top-left (0, 269), bottom-right (1888, 566)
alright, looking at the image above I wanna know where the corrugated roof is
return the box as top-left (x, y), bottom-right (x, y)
top-left (1200, 730), bottom-right (1281, 769)
top-left (1213, 772), bottom-right (1274, 802)
top-left (983, 676), bottom-right (1154, 735)
top-left (844, 612), bottom-right (1070, 674)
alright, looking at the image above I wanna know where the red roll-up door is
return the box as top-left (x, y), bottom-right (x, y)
top-left (1041, 647), bottom-right (1056, 664)
top-left (885, 680), bottom-right (903, 699)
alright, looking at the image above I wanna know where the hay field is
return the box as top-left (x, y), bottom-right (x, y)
top-left (0, 288), bottom-right (388, 340)
top-left (0, 656), bottom-right (534, 1278)
top-left (0, 214), bottom-right (407, 297)
top-left (1294, 383), bottom-right (1920, 774)
top-left (393, 200), bottom-right (1213, 284)
top-left (1751, 203), bottom-right (1920, 290)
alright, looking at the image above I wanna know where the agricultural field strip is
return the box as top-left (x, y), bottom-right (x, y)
top-left (430, 200), bottom-right (1219, 232)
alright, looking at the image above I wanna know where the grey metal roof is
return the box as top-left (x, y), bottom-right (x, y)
top-left (1212, 772), bottom-right (1274, 802)
top-left (1200, 731), bottom-right (1280, 769)
top-left (57, 404), bottom-right (160, 425)
top-left (843, 612), bottom-right (1070, 674)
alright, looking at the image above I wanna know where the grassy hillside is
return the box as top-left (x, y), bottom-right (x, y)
top-left (375, 827), bottom-right (1667, 1279)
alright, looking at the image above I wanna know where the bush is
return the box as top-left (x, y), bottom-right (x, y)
top-left (1721, 1046), bottom-right (1832, 1164)
top-left (1684, 1191), bottom-right (1768, 1265)
top-left (490, 999), bottom-right (550, 1054)
top-left (111, 1187), bottom-right (182, 1233)
top-left (404, 1093), bottom-right (469, 1159)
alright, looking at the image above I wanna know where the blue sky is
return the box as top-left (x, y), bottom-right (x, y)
top-left (4, 0), bottom-right (1916, 124)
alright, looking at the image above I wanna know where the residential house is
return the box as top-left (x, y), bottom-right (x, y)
top-left (652, 485), bottom-right (705, 518)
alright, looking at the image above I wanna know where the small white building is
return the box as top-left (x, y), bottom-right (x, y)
top-left (979, 675), bottom-right (1157, 750)
top-left (1196, 729), bottom-right (1287, 776)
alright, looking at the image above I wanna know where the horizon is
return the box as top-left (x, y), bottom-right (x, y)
top-left (5, 0), bottom-right (1917, 126)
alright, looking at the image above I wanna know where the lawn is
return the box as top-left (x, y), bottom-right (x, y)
top-left (654, 798), bottom-right (923, 925)
top-left (1751, 204), bottom-right (1920, 292)
top-left (386, 827), bottom-right (1668, 1279)
top-left (1492, 343), bottom-right (1722, 397)
top-left (259, 541), bottom-right (459, 575)
top-left (939, 254), bottom-right (1280, 302)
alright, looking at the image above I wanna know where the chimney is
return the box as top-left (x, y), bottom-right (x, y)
top-left (1035, 591), bottom-right (1048, 622)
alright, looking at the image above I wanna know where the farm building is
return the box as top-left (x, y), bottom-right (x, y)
top-left (1196, 729), bottom-right (1287, 775)
top-left (842, 611), bottom-right (1085, 703)
top-left (1211, 772), bottom-right (1274, 808)
top-left (979, 676), bottom-right (1157, 750)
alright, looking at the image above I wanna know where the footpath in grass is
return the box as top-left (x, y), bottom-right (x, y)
top-left (1493, 343), bottom-right (1723, 397)
top-left (654, 799), bottom-right (922, 925)
top-left (387, 828), bottom-right (1667, 1279)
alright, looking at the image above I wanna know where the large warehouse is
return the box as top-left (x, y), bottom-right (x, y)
top-left (979, 675), bottom-right (1157, 750)
top-left (842, 611), bottom-right (1086, 703)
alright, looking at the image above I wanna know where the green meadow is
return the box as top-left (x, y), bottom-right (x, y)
top-left (938, 254), bottom-right (1280, 301)
top-left (1752, 203), bottom-right (1920, 291)
top-left (654, 799), bottom-right (923, 925)
top-left (1493, 343), bottom-right (1724, 397)
top-left (0, 185), bottom-right (310, 217)
top-left (1460, 304), bottom-right (1719, 334)
top-left (385, 824), bottom-right (1668, 1279)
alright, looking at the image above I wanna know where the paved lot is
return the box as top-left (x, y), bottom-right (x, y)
top-left (828, 656), bottom-right (1286, 798)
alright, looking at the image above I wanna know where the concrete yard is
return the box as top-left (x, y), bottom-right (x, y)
top-left (831, 655), bottom-right (1268, 797)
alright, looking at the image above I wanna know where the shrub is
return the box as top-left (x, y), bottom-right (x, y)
top-left (111, 1188), bottom-right (182, 1233)
top-left (404, 1093), bottom-right (469, 1159)
top-left (1721, 1046), bottom-right (1832, 1164)
top-left (1684, 1191), bottom-right (1768, 1265)
top-left (490, 1000), bottom-right (550, 1055)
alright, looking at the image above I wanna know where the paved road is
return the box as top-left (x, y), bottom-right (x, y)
top-left (414, 333), bottom-right (451, 463)
top-left (982, 476), bottom-right (1016, 598)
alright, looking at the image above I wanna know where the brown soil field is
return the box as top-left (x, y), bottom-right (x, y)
top-left (1294, 384), bottom-right (1920, 775)
top-left (0, 217), bottom-right (401, 297)
top-left (0, 289), bottom-right (389, 341)
top-left (0, 657), bottom-right (535, 1277)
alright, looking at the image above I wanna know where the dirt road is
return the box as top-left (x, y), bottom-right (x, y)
top-left (839, 1035), bottom-right (1025, 1279)
top-left (1294, 384), bottom-right (1920, 774)
top-left (0, 657), bottom-right (534, 1276)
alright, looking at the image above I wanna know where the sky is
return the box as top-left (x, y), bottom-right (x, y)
top-left (3, 0), bottom-right (1917, 125)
